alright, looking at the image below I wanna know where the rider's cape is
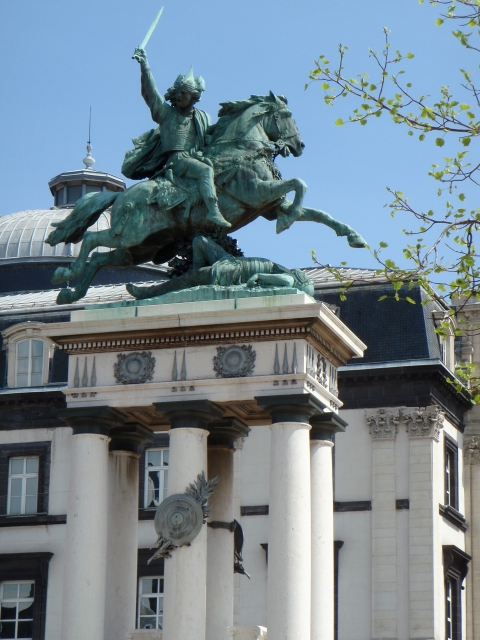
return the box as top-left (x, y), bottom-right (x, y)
top-left (121, 108), bottom-right (211, 181)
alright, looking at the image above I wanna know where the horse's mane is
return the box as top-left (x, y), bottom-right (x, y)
top-left (211, 93), bottom-right (287, 141)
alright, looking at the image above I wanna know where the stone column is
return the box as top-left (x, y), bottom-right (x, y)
top-left (58, 407), bottom-right (125, 640)
top-left (207, 419), bottom-right (250, 640)
top-left (465, 435), bottom-right (480, 640)
top-left (309, 412), bottom-right (346, 640)
top-left (257, 394), bottom-right (324, 640)
top-left (155, 400), bottom-right (224, 640)
top-left (365, 408), bottom-right (400, 640)
top-left (104, 424), bottom-right (153, 640)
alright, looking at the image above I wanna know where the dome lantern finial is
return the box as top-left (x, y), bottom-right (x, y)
top-left (83, 142), bottom-right (95, 170)
top-left (83, 106), bottom-right (95, 170)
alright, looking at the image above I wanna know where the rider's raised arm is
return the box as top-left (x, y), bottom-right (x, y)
top-left (133, 47), bottom-right (168, 124)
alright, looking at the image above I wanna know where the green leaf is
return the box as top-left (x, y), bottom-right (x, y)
top-left (335, 118), bottom-right (344, 126)
top-left (321, 83), bottom-right (329, 90)
top-left (459, 193), bottom-right (466, 201)
top-left (379, 241), bottom-right (388, 248)
top-left (435, 18), bottom-right (444, 26)
top-left (406, 52), bottom-right (415, 58)
top-left (435, 138), bottom-right (445, 147)
top-left (460, 104), bottom-right (471, 110)
top-left (406, 297), bottom-right (416, 304)
top-left (378, 295), bottom-right (388, 301)
top-left (462, 137), bottom-right (471, 146)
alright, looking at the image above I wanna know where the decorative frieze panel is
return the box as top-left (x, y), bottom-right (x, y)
top-left (214, 345), bottom-right (256, 378)
top-left (113, 351), bottom-right (155, 385)
top-left (403, 405), bottom-right (445, 441)
top-left (365, 408), bottom-right (400, 439)
top-left (464, 435), bottom-right (480, 465)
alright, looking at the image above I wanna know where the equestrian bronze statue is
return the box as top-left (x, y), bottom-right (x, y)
top-left (46, 46), bottom-right (367, 304)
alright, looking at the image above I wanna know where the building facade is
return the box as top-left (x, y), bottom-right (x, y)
top-left (0, 169), bottom-right (476, 640)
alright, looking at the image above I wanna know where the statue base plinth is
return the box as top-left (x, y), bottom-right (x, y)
top-left (93, 284), bottom-right (312, 309)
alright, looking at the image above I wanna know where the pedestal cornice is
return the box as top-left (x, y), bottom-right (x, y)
top-left (58, 405), bottom-right (126, 436)
top-left (310, 411), bottom-right (347, 441)
top-left (256, 393), bottom-right (326, 424)
top-left (155, 399), bottom-right (225, 430)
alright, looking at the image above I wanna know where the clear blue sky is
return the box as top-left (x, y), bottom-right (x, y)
top-left (0, 1), bottom-right (472, 269)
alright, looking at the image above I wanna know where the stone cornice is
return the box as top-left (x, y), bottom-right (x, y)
top-left (39, 301), bottom-right (366, 368)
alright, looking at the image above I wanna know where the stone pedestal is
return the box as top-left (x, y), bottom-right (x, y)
top-left (228, 626), bottom-right (268, 640)
top-left (42, 294), bottom-right (365, 640)
top-left (58, 407), bottom-right (124, 640)
top-left (156, 401), bottom-right (224, 640)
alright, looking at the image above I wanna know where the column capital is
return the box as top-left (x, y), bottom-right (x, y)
top-left (256, 393), bottom-right (326, 424)
top-left (58, 406), bottom-right (125, 436)
top-left (365, 407), bottom-right (401, 440)
top-left (155, 399), bottom-right (225, 430)
top-left (208, 418), bottom-right (250, 448)
top-left (465, 435), bottom-right (480, 465)
top-left (403, 405), bottom-right (445, 441)
top-left (110, 423), bottom-right (154, 453)
top-left (310, 412), bottom-right (347, 442)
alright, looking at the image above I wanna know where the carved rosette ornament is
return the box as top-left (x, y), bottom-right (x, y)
top-left (148, 472), bottom-right (218, 564)
top-left (403, 405), bottom-right (445, 441)
top-left (114, 351), bottom-right (155, 384)
top-left (213, 345), bottom-right (256, 378)
top-left (464, 436), bottom-right (480, 465)
top-left (365, 408), bottom-right (400, 439)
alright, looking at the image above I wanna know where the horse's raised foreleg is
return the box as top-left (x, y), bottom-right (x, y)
top-left (275, 200), bottom-right (368, 248)
top-left (56, 248), bottom-right (134, 304)
top-left (51, 230), bottom-right (117, 284)
top-left (238, 177), bottom-right (307, 213)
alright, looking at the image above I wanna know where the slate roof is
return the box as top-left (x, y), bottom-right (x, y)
top-left (315, 282), bottom-right (443, 365)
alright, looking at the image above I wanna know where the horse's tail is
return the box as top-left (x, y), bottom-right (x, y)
top-left (46, 191), bottom-right (119, 246)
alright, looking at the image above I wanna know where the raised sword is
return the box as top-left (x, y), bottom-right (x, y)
top-left (139, 6), bottom-right (164, 50)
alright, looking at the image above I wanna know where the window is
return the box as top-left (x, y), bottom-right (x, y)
top-left (7, 458), bottom-right (39, 516)
top-left (85, 185), bottom-right (101, 194)
top-left (54, 188), bottom-right (64, 207)
top-left (0, 553), bottom-right (52, 640)
top-left (137, 577), bottom-right (164, 630)
top-left (443, 545), bottom-right (471, 640)
top-left (0, 444), bottom-right (50, 518)
top-left (66, 185), bottom-right (82, 204)
top-left (15, 340), bottom-right (43, 388)
top-left (145, 449), bottom-right (169, 509)
top-left (0, 581), bottom-right (34, 639)
top-left (444, 434), bottom-right (459, 510)
top-left (446, 577), bottom-right (454, 640)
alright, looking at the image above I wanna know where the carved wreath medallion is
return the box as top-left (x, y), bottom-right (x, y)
top-left (114, 351), bottom-right (155, 385)
top-left (213, 344), bottom-right (256, 378)
top-left (154, 494), bottom-right (204, 547)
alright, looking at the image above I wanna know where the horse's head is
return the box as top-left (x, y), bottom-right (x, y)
top-left (264, 92), bottom-right (305, 157)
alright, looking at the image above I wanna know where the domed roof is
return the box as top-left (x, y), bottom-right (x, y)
top-left (0, 208), bottom-right (111, 261)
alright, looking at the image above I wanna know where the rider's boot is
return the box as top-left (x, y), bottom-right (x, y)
top-left (198, 178), bottom-right (231, 228)
top-left (205, 196), bottom-right (231, 228)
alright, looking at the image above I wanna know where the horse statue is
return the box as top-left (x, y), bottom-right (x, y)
top-left (46, 92), bottom-right (367, 304)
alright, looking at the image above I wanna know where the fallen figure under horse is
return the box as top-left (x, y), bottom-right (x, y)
top-left (46, 92), bottom-right (367, 305)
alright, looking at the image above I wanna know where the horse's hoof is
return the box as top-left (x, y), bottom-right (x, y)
top-left (56, 288), bottom-right (76, 305)
top-left (347, 232), bottom-right (368, 248)
top-left (276, 213), bottom-right (292, 234)
top-left (51, 267), bottom-right (70, 285)
top-left (126, 283), bottom-right (144, 299)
